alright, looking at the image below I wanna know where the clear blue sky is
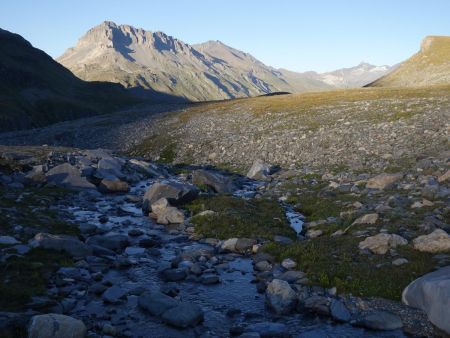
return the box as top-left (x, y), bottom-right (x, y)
top-left (1, 0), bottom-right (449, 72)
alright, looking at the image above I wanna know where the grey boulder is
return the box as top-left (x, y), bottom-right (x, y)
top-left (86, 234), bottom-right (129, 252)
top-left (142, 181), bottom-right (198, 213)
top-left (402, 266), bottom-right (450, 334)
top-left (161, 302), bottom-right (204, 328)
top-left (30, 233), bottom-right (92, 257)
top-left (358, 311), bottom-right (403, 331)
top-left (247, 159), bottom-right (273, 181)
top-left (265, 279), bottom-right (297, 315)
top-left (46, 163), bottom-right (95, 190)
top-left (244, 322), bottom-right (289, 338)
top-left (98, 178), bottom-right (129, 193)
top-left (192, 169), bottom-right (237, 193)
top-left (138, 291), bottom-right (178, 316)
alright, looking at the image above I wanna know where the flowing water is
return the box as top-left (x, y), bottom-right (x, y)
top-left (62, 178), bottom-right (405, 337)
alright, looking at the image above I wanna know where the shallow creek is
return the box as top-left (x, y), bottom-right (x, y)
top-left (62, 178), bottom-right (405, 337)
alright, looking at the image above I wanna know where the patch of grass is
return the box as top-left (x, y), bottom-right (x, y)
top-left (0, 248), bottom-right (73, 311)
top-left (286, 190), bottom-right (356, 222)
top-left (0, 158), bottom-right (28, 174)
top-left (264, 236), bottom-right (435, 300)
top-left (0, 187), bottom-right (79, 241)
top-left (185, 195), bottom-right (295, 240)
top-left (156, 143), bottom-right (177, 164)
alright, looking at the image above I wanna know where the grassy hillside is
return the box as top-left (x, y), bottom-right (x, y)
top-left (0, 28), bottom-right (142, 132)
top-left (369, 36), bottom-right (450, 87)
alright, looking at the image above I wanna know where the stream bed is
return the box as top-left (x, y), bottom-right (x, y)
top-left (60, 178), bottom-right (405, 337)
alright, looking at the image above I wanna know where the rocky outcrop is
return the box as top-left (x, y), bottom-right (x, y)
top-left (191, 169), bottom-right (237, 193)
top-left (28, 314), bottom-right (86, 338)
top-left (358, 233), bottom-right (408, 254)
top-left (412, 229), bottom-right (450, 253)
top-left (142, 181), bottom-right (198, 214)
top-left (402, 266), bottom-right (450, 334)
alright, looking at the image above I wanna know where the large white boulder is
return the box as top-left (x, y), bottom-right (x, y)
top-left (412, 229), bottom-right (450, 253)
top-left (402, 266), bottom-right (450, 334)
top-left (265, 279), bottom-right (297, 314)
top-left (358, 233), bottom-right (407, 254)
top-left (28, 313), bottom-right (86, 338)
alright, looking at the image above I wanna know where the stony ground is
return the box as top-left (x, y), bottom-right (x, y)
top-left (0, 85), bottom-right (449, 337)
top-left (0, 145), bottom-right (448, 337)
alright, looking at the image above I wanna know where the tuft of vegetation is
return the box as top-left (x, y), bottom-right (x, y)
top-left (0, 248), bottom-right (73, 311)
top-left (264, 236), bottom-right (436, 300)
top-left (185, 195), bottom-right (296, 240)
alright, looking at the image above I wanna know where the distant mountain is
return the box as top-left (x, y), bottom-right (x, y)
top-left (57, 21), bottom-right (332, 101)
top-left (368, 36), bottom-right (450, 87)
top-left (0, 28), bottom-right (146, 132)
top-left (309, 62), bottom-right (392, 88)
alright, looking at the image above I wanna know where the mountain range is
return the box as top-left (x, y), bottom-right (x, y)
top-left (2, 21), bottom-right (449, 132)
top-left (57, 21), bottom-right (392, 101)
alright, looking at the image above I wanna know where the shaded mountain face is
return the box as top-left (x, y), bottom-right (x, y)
top-left (57, 21), bottom-right (333, 101)
top-left (368, 36), bottom-right (450, 87)
top-left (0, 28), bottom-right (144, 132)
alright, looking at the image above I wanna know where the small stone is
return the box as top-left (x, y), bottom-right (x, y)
top-left (330, 299), bottom-right (350, 322)
top-left (254, 260), bottom-right (272, 272)
top-left (392, 258), bottom-right (409, 266)
top-left (161, 268), bottom-right (187, 282)
top-left (201, 274), bottom-right (220, 285)
top-left (352, 213), bottom-right (379, 225)
top-left (366, 173), bottom-right (402, 190)
top-left (102, 286), bottom-right (127, 304)
top-left (306, 229), bottom-right (323, 239)
top-left (281, 258), bottom-right (297, 270)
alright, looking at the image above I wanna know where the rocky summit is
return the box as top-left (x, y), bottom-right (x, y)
top-left (0, 8), bottom-right (449, 338)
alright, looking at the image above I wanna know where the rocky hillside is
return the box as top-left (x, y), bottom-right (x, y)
top-left (1, 85), bottom-right (448, 176)
top-left (368, 36), bottom-right (450, 87)
top-left (0, 28), bottom-right (144, 132)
